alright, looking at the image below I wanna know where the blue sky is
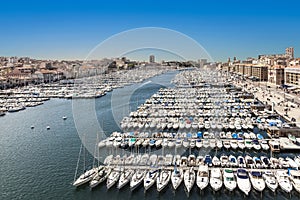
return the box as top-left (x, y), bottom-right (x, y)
top-left (0, 0), bottom-right (300, 61)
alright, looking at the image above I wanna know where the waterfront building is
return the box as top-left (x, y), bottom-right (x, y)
top-left (268, 65), bottom-right (285, 85)
top-left (235, 63), bottom-right (245, 76)
top-left (285, 66), bottom-right (300, 87)
top-left (251, 65), bottom-right (268, 81)
top-left (244, 64), bottom-right (252, 77)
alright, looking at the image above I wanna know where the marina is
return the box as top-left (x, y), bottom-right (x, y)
top-left (71, 68), bottom-right (300, 197)
top-left (1, 68), bottom-right (300, 199)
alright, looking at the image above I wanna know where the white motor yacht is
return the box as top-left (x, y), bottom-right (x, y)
top-left (236, 169), bottom-right (251, 195)
top-left (289, 170), bottom-right (300, 193)
top-left (262, 171), bottom-right (278, 192)
top-left (275, 170), bottom-right (293, 193)
top-left (196, 165), bottom-right (209, 191)
top-left (223, 168), bottom-right (237, 191)
top-left (210, 168), bottom-right (223, 191)
top-left (249, 171), bottom-right (265, 192)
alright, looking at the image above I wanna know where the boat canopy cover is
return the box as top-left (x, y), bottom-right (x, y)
top-left (197, 132), bottom-right (203, 138)
top-left (257, 134), bottom-right (263, 140)
top-left (239, 158), bottom-right (244, 163)
top-left (251, 171), bottom-right (262, 177)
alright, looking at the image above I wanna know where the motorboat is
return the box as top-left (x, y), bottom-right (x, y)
top-left (260, 156), bottom-right (270, 168)
top-left (244, 139), bottom-right (252, 149)
top-left (223, 168), bottom-right (237, 191)
top-left (173, 155), bottom-right (181, 166)
top-left (220, 155), bottom-right (229, 167)
top-left (188, 154), bottom-right (196, 167)
top-left (196, 165), bottom-right (209, 191)
top-left (249, 171), bottom-right (265, 192)
top-left (139, 154), bottom-right (149, 166)
top-left (196, 139), bottom-right (202, 149)
top-left (210, 168), bottom-right (223, 191)
top-left (262, 171), bottom-right (278, 192)
top-left (212, 156), bottom-right (221, 167)
top-left (216, 140), bottom-right (223, 149)
top-left (223, 140), bottom-right (231, 149)
top-left (253, 157), bottom-right (263, 169)
top-left (260, 140), bottom-right (269, 151)
top-left (237, 140), bottom-right (245, 150)
top-left (286, 157), bottom-right (299, 169)
top-left (245, 155), bottom-right (255, 168)
top-left (180, 156), bottom-right (188, 167)
top-left (270, 157), bottom-right (282, 169)
top-left (252, 140), bottom-right (261, 151)
top-left (289, 169), bottom-right (300, 193)
top-left (236, 168), bottom-right (251, 195)
top-left (148, 154), bottom-right (158, 166)
top-left (237, 156), bottom-right (246, 168)
top-left (228, 155), bottom-right (238, 167)
top-left (275, 170), bottom-right (293, 193)
top-left (278, 157), bottom-right (290, 168)
top-left (204, 155), bottom-right (213, 167)
top-left (230, 140), bottom-right (238, 150)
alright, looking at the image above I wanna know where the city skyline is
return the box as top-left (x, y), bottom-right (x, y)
top-left (0, 0), bottom-right (300, 61)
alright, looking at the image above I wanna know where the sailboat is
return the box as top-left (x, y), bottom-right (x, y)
top-left (184, 167), bottom-right (195, 194)
top-left (117, 169), bottom-right (134, 189)
top-left (156, 169), bottom-right (171, 192)
top-left (130, 169), bottom-right (146, 191)
top-left (90, 167), bottom-right (111, 189)
top-left (144, 169), bottom-right (159, 191)
top-left (73, 141), bottom-right (99, 187)
top-left (107, 168), bottom-right (121, 189)
top-left (171, 165), bottom-right (183, 190)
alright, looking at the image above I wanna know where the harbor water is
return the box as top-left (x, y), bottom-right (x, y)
top-left (0, 70), bottom-right (299, 199)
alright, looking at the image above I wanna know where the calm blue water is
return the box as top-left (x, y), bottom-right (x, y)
top-left (0, 71), bottom-right (299, 200)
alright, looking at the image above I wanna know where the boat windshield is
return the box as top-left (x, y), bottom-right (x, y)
top-left (237, 174), bottom-right (248, 179)
top-left (293, 175), bottom-right (300, 180)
